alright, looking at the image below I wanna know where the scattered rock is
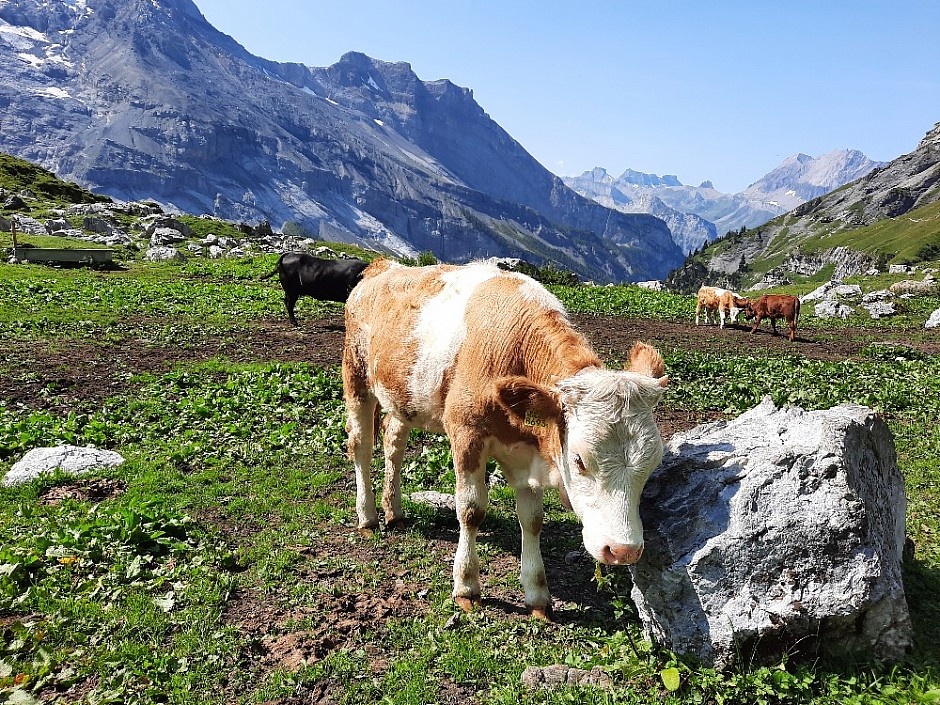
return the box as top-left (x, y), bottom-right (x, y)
top-left (862, 289), bottom-right (894, 303)
top-left (3, 445), bottom-right (125, 487)
top-left (631, 398), bottom-right (912, 668)
top-left (145, 246), bottom-right (187, 262)
top-left (636, 280), bottom-right (664, 291)
top-left (926, 308), bottom-right (940, 329)
top-left (521, 665), bottom-right (613, 691)
top-left (814, 299), bottom-right (854, 319)
top-left (862, 301), bottom-right (897, 319)
top-left (409, 491), bottom-right (456, 512)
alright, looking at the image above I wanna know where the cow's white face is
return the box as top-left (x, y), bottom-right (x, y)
top-left (556, 369), bottom-right (665, 565)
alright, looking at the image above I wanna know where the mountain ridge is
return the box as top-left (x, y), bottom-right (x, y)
top-left (563, 150), bottom-right (885, 255)
top-left (664, 122), bottom-right (940, 293)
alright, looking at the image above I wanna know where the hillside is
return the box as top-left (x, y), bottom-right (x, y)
top-left (667, 122), bottom-right (940, 293)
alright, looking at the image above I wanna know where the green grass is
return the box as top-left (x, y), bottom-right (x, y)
top-left (799, 201), bottom-right (940, 265)
top-left (0, 153), bottom-right (108, 207)
top-left (1, 258), bottom-right (939, 704)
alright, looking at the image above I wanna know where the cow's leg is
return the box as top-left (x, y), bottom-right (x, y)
top-left (381, 414), bottom-right (410, 529)
top-left (345, 390), bottom-right (379, 534)
top-left (750, 313), bottom-right (763, 334)
top-left (770, 317), bottom-right (779, 335)
top-left (788, 319), bottom-right (797, 342)
top-left (516, 485), bottom-right (551, 618)
top-left (451, 435), bottom-right (488, 611)
top-left (695, 301), bottom-right (702, 325)
top-left (718, 308), bottom-right (726, 329)
top-left (285, 292), bottom-right (299, 326)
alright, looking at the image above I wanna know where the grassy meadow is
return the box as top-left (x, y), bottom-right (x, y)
top-left (1, 254), bottom-right (939, 704)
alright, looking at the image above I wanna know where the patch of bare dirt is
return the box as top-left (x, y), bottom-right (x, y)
top-left (39, 477), bottom-right (127, 505)
top-left (5, 312), bottom-right (934, 423)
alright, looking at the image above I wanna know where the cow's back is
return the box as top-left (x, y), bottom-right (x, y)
top-left (345, 262), bottom-right (593, 429)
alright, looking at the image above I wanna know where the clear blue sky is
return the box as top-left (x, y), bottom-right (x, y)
top-left (192, 0), bottom-right (939, 193)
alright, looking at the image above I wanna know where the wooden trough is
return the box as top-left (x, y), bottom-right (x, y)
top-left (13, 247), bottom-right (114, 266)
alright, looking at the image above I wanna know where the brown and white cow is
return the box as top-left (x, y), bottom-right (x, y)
top-left (742, 294), bottom-right (801, 342)
top-left (342, 260), bottom-right (668, 617)
top-left (695, 285), bottom-right (748, 328)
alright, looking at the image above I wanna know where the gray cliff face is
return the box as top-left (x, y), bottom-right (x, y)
top-left (0, 0), bottom-right (682, 282)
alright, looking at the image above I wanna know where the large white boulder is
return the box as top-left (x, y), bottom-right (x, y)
top-left (631, 398), bottom-right (912, 668)
top-left (3, 445), bottom-right (125, 487)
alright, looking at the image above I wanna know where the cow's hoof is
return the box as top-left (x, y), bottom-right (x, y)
top-left (385, 517), bottom-right (408, 532)
top-left (528, 604), bottom-right (554, 621)
top-left (357, 521), bottom-right (379, 538)
top-left (454, 595), bottom-right (482, 612)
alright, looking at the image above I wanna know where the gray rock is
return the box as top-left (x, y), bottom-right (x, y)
top-left (208, 245), bottom-right (224, 259)
top-left (149, 227), bottom-right (186, 246)
top-left (3, 445), bottom-right (125, 487)
top-left (145, 246), bottom-right (186, 262)
top-left (8, 215), bottom-right (46, 235)
top-left (814, 299), bottom-right (854, 319)
top-left (409, 491), bottom-right (456, 512)
top-left (45, 218), bottom-right (70, 233)
top-left (926, 308), bottom-right (940, 329)
top-left (862, 289), bottom-right (894, 303)
top-left (862, 301), bottom-right (897, 319)
top-left (631, 398), bottom-right (912, 668)
top-left (521, 665), bottom-right (613, 690)
top-left (82, 215), bottom-right (114, 234)
top-left (831, 283), bottom-right (862, 298)
top-left (889, 264), bottom-right (915, 274)
top-left (144, 217), bottom-right (193, 238)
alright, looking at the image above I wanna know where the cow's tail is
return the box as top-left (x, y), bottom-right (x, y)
top-left (258, 253), bottom-right (284, 281)
top-left (795, 298), bottom-right (801, 324)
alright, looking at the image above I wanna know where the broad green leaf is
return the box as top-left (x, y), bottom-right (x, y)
top-left (660, 667), bottom-right (681, 692)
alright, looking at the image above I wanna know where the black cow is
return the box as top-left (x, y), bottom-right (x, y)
top-left (260, 252), bottom-right (369, 325)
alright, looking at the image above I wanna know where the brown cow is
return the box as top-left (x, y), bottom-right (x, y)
top-left (743, 294), bottom-right (801, 341)
top-left (342, 260), bottom-right (669, 618)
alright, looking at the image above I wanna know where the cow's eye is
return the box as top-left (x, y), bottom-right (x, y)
top-left (573, 454), bottom-right (588, 475)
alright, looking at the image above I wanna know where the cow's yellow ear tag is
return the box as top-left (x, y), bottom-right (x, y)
top-left (524, 410), bottom-right (548, 428)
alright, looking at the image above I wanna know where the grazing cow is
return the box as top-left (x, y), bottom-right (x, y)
top-left (260, 252), bottom-right (368, 325)
top-left (695, 285), bottom-right (749, 328)
top-left (743, 294), bottom-right (801, 341)
top-left (343, 260), bottom-right (669, 618)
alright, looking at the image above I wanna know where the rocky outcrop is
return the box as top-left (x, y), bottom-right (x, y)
top-left (631, 399), bottom-right (912, 668)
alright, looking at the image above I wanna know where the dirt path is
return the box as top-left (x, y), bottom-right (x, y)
top-left (4, 313), bottom-right (936, 426)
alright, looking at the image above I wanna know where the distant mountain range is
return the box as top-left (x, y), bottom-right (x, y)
top-left (0, 0), bottom-right (682, 283)
top-left (563, 150), bottom-right (885, 254)
top-left (665, 122), bottom-right (940, 294)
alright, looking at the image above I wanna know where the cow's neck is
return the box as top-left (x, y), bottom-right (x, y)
top-left (519, 315), bottom-right (603, 385)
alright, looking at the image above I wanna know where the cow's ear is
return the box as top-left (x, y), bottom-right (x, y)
top-left (625, 342), bottom-right (666, 379)
top-left (494, 377), bottom-right (563, 429)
